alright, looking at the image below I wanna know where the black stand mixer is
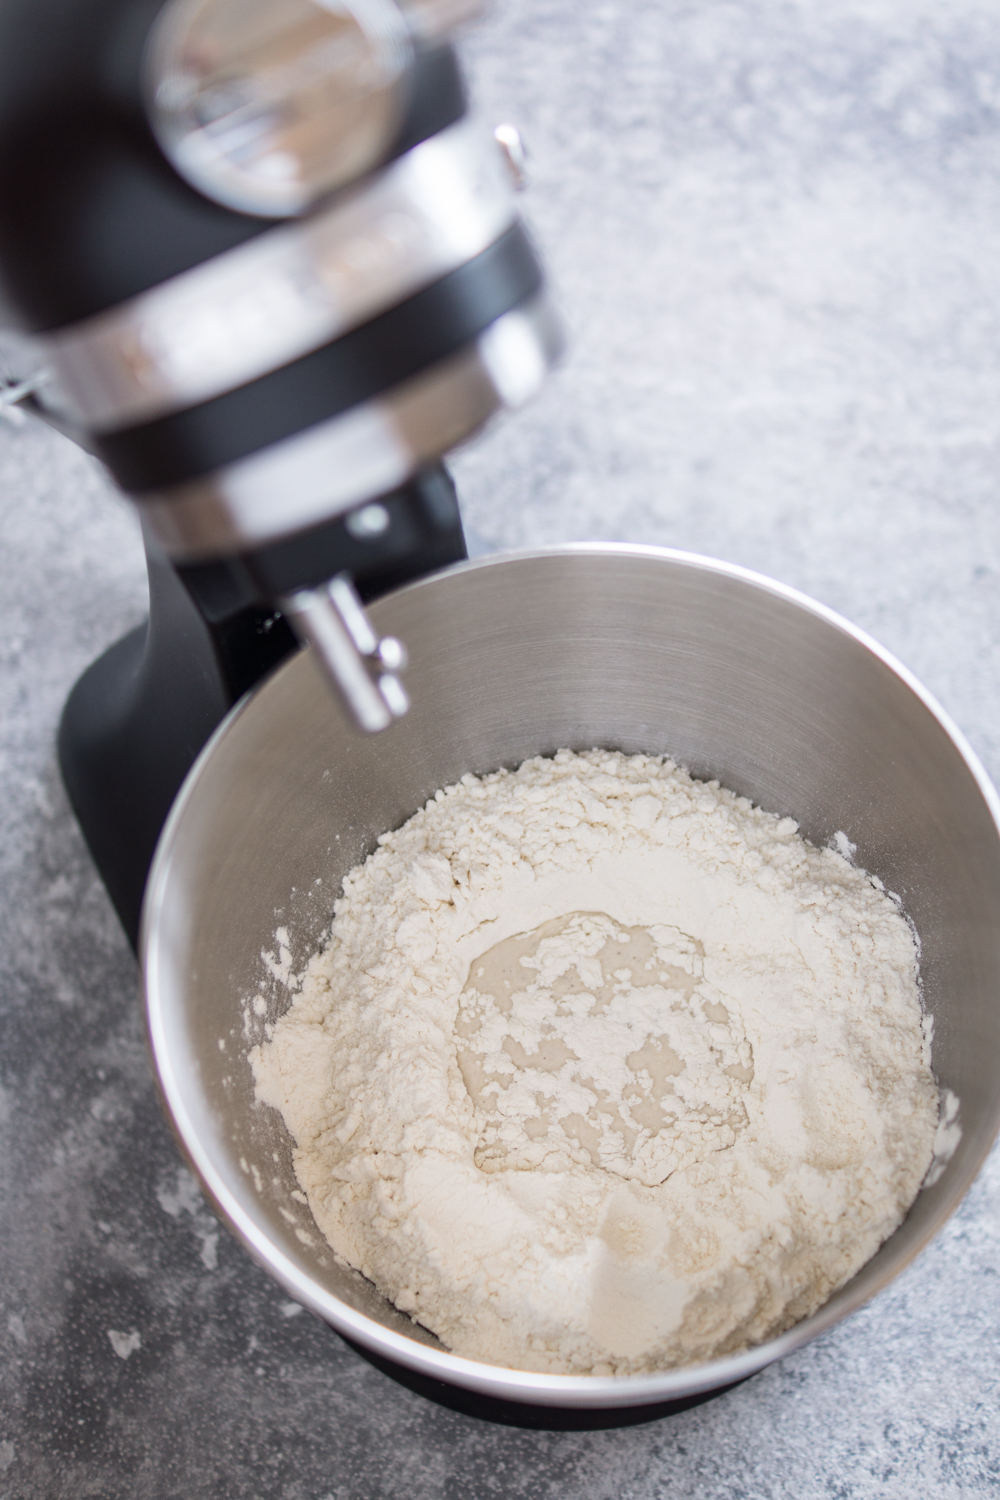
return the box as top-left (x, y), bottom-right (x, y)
top-left (0, 0), bottom-right (560, 946)
top-left (0, 0), bottom-right (749, 1428)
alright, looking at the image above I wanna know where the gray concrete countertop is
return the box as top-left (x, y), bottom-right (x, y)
top-left (3, 1), bottom-right (1000, 1495)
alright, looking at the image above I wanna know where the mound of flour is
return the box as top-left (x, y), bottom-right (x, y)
top-left (252, 750), bottom-right (939, 1375)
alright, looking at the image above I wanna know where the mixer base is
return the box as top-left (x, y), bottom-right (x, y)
top-left (58, 544), bottom-right (297, 948)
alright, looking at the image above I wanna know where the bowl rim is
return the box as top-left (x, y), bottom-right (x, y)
top-left (141, 542), bottom-right (1000, 1408)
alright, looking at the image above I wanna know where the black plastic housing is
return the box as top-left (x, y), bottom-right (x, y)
top-left (59, 464), bottom-right (467, 949)
top-left (180, 464), bottom-right (465, 605)
top-left (96, 228), bottom-right (540, 492)
top-left (0, 0), bottom-right (466, 331)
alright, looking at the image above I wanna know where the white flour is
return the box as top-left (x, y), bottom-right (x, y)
top-left (252, 750), bottom-right (940, 1375)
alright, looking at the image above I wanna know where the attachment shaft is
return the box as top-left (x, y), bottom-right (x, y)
top-left (281, 574), bottom-right (409, 732)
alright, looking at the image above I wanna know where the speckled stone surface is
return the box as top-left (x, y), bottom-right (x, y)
top-left (3, 1), bottom-right (1000, 1495)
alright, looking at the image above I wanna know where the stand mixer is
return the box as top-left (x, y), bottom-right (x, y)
top-left (0, 0), bottom-right (560, 945)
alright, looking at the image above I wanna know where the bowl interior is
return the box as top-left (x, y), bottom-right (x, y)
top-left (143, 547), bottom-right (1000, 1406)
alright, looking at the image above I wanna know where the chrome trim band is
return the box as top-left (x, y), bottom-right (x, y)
top-left (38, 118), bottom-right (517, 434)
top-left (137, 292), bottom-right (562, 560)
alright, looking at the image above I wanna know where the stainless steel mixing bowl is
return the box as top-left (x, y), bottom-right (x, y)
top-left (142, 545), bottom-right (1000, 1410)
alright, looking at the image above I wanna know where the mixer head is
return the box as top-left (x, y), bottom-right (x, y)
top-left (0, 0), bottom-right (560, 729)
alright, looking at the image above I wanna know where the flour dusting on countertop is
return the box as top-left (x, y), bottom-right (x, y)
top-left (251, 750), bottom-right (941, 1375)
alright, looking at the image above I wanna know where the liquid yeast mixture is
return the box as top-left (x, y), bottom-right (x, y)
top-left (252, 750), bottom-right (940, 1375)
